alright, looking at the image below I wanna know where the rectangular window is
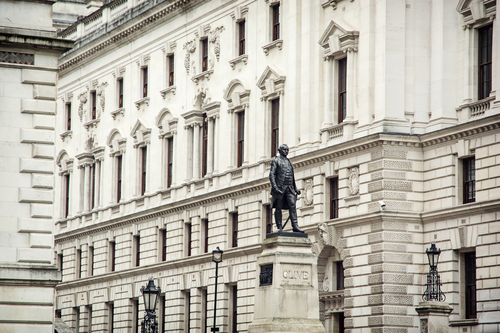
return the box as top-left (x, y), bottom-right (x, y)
top-left (239, 20), bottom-right (246, 56)
top-left (271, 98), bottom-right (279, 157)
top-left (338, 58), bottom-right (347, 124)
top-left (337, 261), bottom-right (345, 290)
top-left (141, 146), bottom-right (147, 196)
top-left (203, 218), bottom-right (209, 253)
top-left (118, 78), bottom-right (123, 108)
top-left (185, 291), bottom-right (191, 332)
top-left (202, 114), bottom-right (208, 177)
top-left (266, 205), bottom-right (273, 234)
top-left (108, 303), bottom-right (114, 333)
top-left (64, 174), bottom-right (70, 218)
top-left (201, 289), bottom-right (208, 333)
top-left (478, 25), bottom-right (493, 100)
top-left (465, 252), bottom-right (477, 319)
top-left (161, 229), bottom-right (167, 262)
top-left (58, 253), bottom-right (63, 276)
top-left (237, 111), bottom-right (245, 167)
top-left (168, 55), bottom-right (175, 87)
top-left (74, 306), bottom-right (80, 333)
top-left (231, 212), bottom-right (238, 248)
top-left (134, 235), bottom-right (140, 267)
top-left (86, 305), bottom-right (92, 333)
top-left (91, 91), bottom-right (97, 120)
top-left (66, 103), bottom-right (71, 131)
top-left (231, 285), bottom-right (238, 333)
top-left (88, 246), bottom-right (94, 276)
top-left (159, 295), bottom-right (166, 333)
top-left (116, 155), bottom-right (122, 203)
top-left (272, 4), bottom-right (280, 41)
top-left (186, 223), bottom-right (192, 257)
top-left (167, 137), bottom-right (173, 188)
top-left (109, 241), bottom-right (115, 272)
top-left (330, 178), bottom-right (339, 219)
top-left (202, 39), bottom-right (208, 72)
top-left (76, 248), bottom-right (82, 279)
top-left (133, 299), bottom-right (139, 333)
top-left (463, 157), bottom-right (475, 204)
top-left (90, 163), bottom-right (95, 210)
top-left (142, 67), bottom-right (148, 98)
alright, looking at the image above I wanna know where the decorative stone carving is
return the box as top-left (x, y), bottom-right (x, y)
top-left (420, 318), bottom-right (428, 333)
top-left (208, 26), bottom-right (225, 62)
top-left (78, 87), bottom-right (89, 121)
top-left (96, 82), bottom-right (108, 112)
top-left (303, 179), bottom-right (314, 206)
top-left (348, 166), bottom-right (359, 196)
top-left (183, 39), bottom-right (196, 74)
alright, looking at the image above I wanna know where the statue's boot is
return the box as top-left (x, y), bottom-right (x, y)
top-left (276, 221), bottom-right (283, 233)
top-left (291, 221), bottom-right (305, 233)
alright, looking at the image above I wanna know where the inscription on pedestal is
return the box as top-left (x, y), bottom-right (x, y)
top-left (281, 264), bottom-right (312, 286)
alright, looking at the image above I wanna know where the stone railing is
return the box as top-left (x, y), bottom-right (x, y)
top-left (319, 290), bottom-right (344, 313)
top-left (456, 96), bottom-right (495, 121)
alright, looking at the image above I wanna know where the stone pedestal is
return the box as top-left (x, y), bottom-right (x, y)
top-left (248, 235), bottom-right (325, 333)
top-left (415, 301), bottom-right (453, 333)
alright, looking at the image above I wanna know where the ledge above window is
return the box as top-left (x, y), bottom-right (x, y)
top-left (110, 107), bottom-right (125, 120)
top-left (192, 70), bottom-right (214, 85)
top-left (449, 319), bottom-right (478, 327)
top-left (83, 118), bottom-right (100, 130)
top-left (60, 130), bottom-right (72, 141)
top-left (134, 97), bottom-right (150, 110)
top-left (160, 86), bottom-right (177, 98)
top-left (229, 54), bottom-right (248, 69)
top-left (262, 39), bottom-right (283, 56)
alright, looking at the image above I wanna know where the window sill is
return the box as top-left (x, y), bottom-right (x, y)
top-left (160, 85), bottom-right (176, 98)
top-left (229, 54), bottom-right (248, 69)
top-left (449, 319), bottom-right (478, 327)
top-left (192, 70), bottom-right (214, 84)
top-left (134, 97), bottom-right (150, 110)
top-left (83, 118), bottom-right (100, 130)
top-left (110, 107), bottom-right (125, 120)
top-left (262, 39), bottom-right (283, 55)
top-left (60, 130), bottom-right (72, 141)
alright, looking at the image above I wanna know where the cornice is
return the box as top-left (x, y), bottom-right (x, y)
top-left (58, 0), bottom-right (195, 74)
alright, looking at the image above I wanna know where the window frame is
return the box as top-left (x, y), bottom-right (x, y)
top-left (64, 173), bottom-right (70, 218)
top-left (117, 78), bottom-right (124, 108)
top-left (201, 38), bottom-right (209, 72)
top-left (238, 20), bottom-right (246, 56)
top-left (202, 218), bottom-right (209, 254)
top-left (463, 157), bottom-right (475, 204)
top-left (271, 98), bottom-right (279, 157)
top-left (91, 90), bottom-right (97, 120)
top-left (237, 111), bottom-right (245, 167)
top-left (142, 66), bottom-right (148, 98)
top-left (66, 103), bottom-right (71, 131)
top-left (87, 246), bottom-right (94, 277)
top-left (202, 114), bottom-right (208, 177)
top-left (140, 146), bottom-right (147, 196)
top-left (478, 24), bottom-right (493, 100)
top-left (186, 222), bottom-right (192, 257)
top-left (168, 54), bottom-right (175, 87)
top-left (330, 177), bottom-right (339, 219)
top-left (338, 57), bottom-right (347, 124)
top-left (167, 137), bottom-right (173, 188)
top-left (464, 251), bottom-right (477, 319)
top-left (231, 212), bottom-right (238, 248)
top-left (116, 155), bottom-right (123, 203)
top-left (161, 228), bottom-right (167, 262)
top-left (265, 205), bottom-right (273, 234)
top-left (133, 234), bottom-right (140, 267)
top-left (109, 240), bottom-right (116, 272)
top-left (336, 261), bottom-right (345, 290)
top-left (272, 4), bottom-right (280, 41)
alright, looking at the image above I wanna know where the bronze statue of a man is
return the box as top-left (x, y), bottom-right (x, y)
top-left (269, 144), bottom-right (304, 233)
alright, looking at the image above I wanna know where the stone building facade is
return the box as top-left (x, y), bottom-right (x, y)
top-left (0, 1), bottom-right (73, 332)
top-left (53, 0), bottom-right (500, 333)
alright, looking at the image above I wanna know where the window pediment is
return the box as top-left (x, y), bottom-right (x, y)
top-left (107, 128), bottom-right (127, 156)
top-left (57, 150), bottom-right (74, 174)
top-left (224, 79), bottom-right (251, 112)
top-left (256, 65), bottom-right (286, 101)
top-left (156, 108), bottom-right (179, 137)
top-left (130, 119), bottom-right (151, 147)
top-left (457, 0), bottom-right (496, 25)
top-left (318, 20), bottom-right (359, 57)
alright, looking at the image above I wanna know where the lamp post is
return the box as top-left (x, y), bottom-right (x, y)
top-left (211, 247), bottom-right (223, 332)
top-left (422, 243), bottom-right (445, 302)
top-left (140, 277), bottom-right (161, 333)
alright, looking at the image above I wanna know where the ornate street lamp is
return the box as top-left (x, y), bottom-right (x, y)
top-left (211, 247), bottom-right (223, 332)
top-left (422, 243), bottom-right (445, 302)
top-left (141, 277), bottom-right (161, 333)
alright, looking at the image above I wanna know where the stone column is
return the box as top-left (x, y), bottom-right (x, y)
top-left (323, 56), bottom-right (333, 128)
top-left (83, 164), bottom-right (90, 212)
top-left (193, 123), bottom-right (201, 180)
top-left (185, 126), bottom-right (193, 182)
top-left (207, 117), bottom-right (214, 175)
top-left (415, 301), bottom-right (452, 333)
top-left (248, 236), bottom-right (325, 333)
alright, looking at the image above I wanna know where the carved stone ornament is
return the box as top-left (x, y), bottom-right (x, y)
top-left (348, 166), bottom-right (360, 196)
top-left (304, 179), bottom-right (314, 206)
top-left (208, 26), bottom-right (225, 62)
top-left (183, 39), bottom-right (196, 74)
top-left (318, 222), bottom-right (330, 245)
top-left (78, 87), bottom-right (89, 121)
top-left (96, 82), bottom-right (108, 113)
top-left (322, 274), bottom-right (330, 292)
top-left (420, 319), bottom-right (428, 333)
